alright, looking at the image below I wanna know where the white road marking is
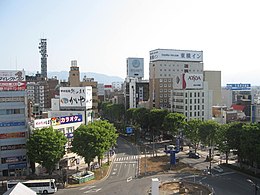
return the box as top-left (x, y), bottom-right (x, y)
top-left (127, 176), bottom-right (132, 182)
top-left (79, 186), bottom-right (95, 190)
top-left (84, 188), bottom-right (102, 193)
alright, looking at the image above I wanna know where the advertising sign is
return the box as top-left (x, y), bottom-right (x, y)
top-left (172, 73), bottom-right (203, 89)
top-left (51, 114), bottom-right (83, 126)
top-left (150, 49), bottom-right (203, 62)
top-left (1, 155), bottom-right (26, 164)
top-left (60, 87), bottom-right (92, 109)
top-left (0, 70), bottom-right (26, 91)
top-left (0, 70), bottom-right (25, 82)
top-left (0, 132), bottom-right (26, 139)
top-left (127, 58), bottom-right (144, 78)
top-left (0, 121), bottom-right (25, 127)
top-left (0, 81), bottom-right (26, 91)
top-left (34, 118), bottom-right (51, 128)
top-left (172, 74), bottom-right (183, 89)
top-left (1, 144), bottom-right (26, 151)
top-left (226, 83), bottom-right (251, 91)
top-left (8, 162), bottom-right (27, 169)
top-left (182, 73), bottom-right (203, 89)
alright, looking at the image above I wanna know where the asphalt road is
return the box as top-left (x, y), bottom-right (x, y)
top-left (55, 138), bottom-right (260, 195)
top-left (56, 137), bottom-right (147, 195)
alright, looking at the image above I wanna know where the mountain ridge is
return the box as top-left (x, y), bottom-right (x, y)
top-left (27, 71), bottom-right (124, 84)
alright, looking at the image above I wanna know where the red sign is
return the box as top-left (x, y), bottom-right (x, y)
top-left (0, 81), bottom-right (26, 91)
top-left (0, 132), bottom-right (26, 139)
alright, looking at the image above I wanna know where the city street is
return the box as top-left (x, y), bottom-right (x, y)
top-left (55, 137), bottom-right (260, 195)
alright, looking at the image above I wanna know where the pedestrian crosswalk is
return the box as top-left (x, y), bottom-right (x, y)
top-left (114, 155), bottom-right (139, 162)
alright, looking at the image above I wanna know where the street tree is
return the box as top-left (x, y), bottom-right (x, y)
top-left (26, 127), bottom-right (67, 175)
top-left (184, 119), bottom-right (202, 153)
top-left (72, 121), bottom-right (118, 169)
top-left (241, 123), bottom-right (260, 168)
top-left (149, 109), bottom-right (168, 138)
top-left (163, 112), bottom-right (186, 138)
top-left (215, 124), bottom-right (230, 163)
top-left (199, 120), bottom-right (220, 147)
top-left (225, 122), bottom-right (243, 165)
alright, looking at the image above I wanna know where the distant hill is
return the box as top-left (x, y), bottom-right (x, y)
top-left (26, 71), bottom-right (124, 84)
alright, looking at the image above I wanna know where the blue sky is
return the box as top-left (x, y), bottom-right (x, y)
top-left (1, 0), bottom-right (260, 85)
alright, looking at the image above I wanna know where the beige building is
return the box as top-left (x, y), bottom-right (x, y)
top-left (68, 60), bottom-right (98, 118)
top-left (149, 49), bottom-right (204, 109)
top-left (203, 70), bottom-right (222, 106)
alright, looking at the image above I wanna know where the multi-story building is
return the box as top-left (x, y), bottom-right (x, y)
top-left (67, 61), bottom-right (98, 118)
top-left (171, 88), bottom-right (212, 121)
top-left (149, 49), bottom-right (203, 109)
top-left (124, 57), bottom-right (149, 109)
top-left (0, 70), bottom-right (28, 177)
top-left (204, 70), bottom-right (221, 106)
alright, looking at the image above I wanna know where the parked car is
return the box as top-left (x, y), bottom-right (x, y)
top-left (188, 152), bottom-right (201, 159)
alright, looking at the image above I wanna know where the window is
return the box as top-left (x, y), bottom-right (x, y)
top-left (160, 79), bottom-right (163, 82)
top-left (202, 99), bottom-right (204, 103)
top-left (164, 89), bottom-right (167, 92)
top-left (190, 112), bottom-right (192, 117)
top-left (202, 92), bottom-right (204, 97)
top-left (190, 99), bottom-right (192, 104)
top-left (198, 105), bottom-right (200, 110)
top-left (160, 99), bottom-right (163, 102)
top-left (160, 84), bottom-right (163, 87)
top-left (194, 99), bottom-right (196, 104)
top-left (168, 79), bottom-right (171, 82)
top-left (164, 94), bottom-right (167, 97)
top-left (202, 111), bottom-right (204, 116)
top-left (160, 89), bottom-right (163, 92)
top-left (164, 84), bottom-right (167, 87)
top-left (198, 112), bottom-right (200, 116)
top-left (190, 105), bottom-right (192, 110)
top-left (168, 84), bottom-right (171, 87)
top-left (184, 69), bottom-right (188, 73)
top-left (202, 105), bottom-right (204, 109)
top-left (185, 93), bottom-right (187, 97)
top-left (194, 112), bottom-right (196, 116)
top-left (190, 93), bottom-right (192, 97)
top-left (185, 99), bottom-right (187, 104)
top-left (164, 79), bottom-right (167, 82)
top-left (194, 105), bottom-right (196, 110)
top-left (198, 92), bottom-right (200, 97)
top-left (194, 93), bottom-right (196, 97)
top-left (198, 99), bottom-right (200, 103)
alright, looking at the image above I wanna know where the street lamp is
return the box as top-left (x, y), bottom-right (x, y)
top-left (247, 179), bottom-right (259, 195)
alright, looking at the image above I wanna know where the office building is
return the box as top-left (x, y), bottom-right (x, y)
top-left (0, 70), bottom-right (28, 177)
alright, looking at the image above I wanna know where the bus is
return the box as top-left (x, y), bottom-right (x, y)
top-left (7, 179), bottom-right (57, 194)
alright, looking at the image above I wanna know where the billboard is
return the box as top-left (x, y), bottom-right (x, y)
top-left (0, 70), bottom-right (26, 91)
top-left (183, 73), bottom-right (203, 89)
top-left (226, 83), bottom-right (251, 91)
top-left (60, 87), bottom-right (92, 109)
top-left (127, 58), bottom-right (144, 78)
top-left (34, 118), bottom-right (51, 128)
top-left (172, 73), bottom-right (203, 89)
top-left (0, 121), bottom-right (25, 127)
top-left (0, 132), bottom-right (26, 139)
top-left (150, 49), bottom-right (203, 62)
top-left (51, 114), bottom-right (83, 126)
top-left (34, 115), bottom-right (83, 128)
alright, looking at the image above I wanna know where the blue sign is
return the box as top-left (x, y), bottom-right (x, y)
top-left (8, 162), bottom-right (27, 169)
top-left (0, 121), bottom-right (25, 127)
top-left (66, 132), bottom-right (73, 138)
top-left (226, 83), bottom-right (251, 91)
top-left (126, 127), bottom-right (133, 134)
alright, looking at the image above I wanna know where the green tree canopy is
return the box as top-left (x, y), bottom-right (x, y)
top-left (184, 119), bottom-right (202, 153)
top-left (72, 120), bottom-right (118, 168)
top-left (149, 109), bottom-right (168, 136)
top-left (163, 112), bottom-right (186, 137)
top-left (26, 127), bottom-right (67, 174)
